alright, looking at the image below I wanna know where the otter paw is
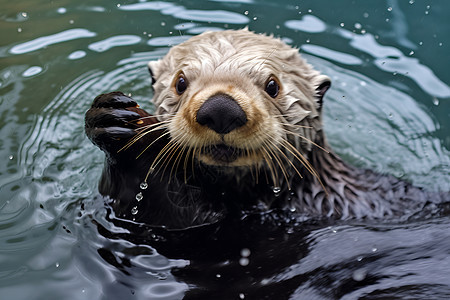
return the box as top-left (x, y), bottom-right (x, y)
top-left (85, 92), bottom-right (150, 153)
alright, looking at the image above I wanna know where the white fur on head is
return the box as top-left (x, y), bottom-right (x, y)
top-left (148, 29), bottom-right (331, 168)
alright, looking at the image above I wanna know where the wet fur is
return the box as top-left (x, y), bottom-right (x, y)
top-left (85, 30), bottom-right (446, 228)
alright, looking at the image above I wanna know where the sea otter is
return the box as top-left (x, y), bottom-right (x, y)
top-left (85, 29), bottom-right (444, 228)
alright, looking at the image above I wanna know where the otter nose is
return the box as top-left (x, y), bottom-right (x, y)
top-left (196, 93), bottom-right (247, 134)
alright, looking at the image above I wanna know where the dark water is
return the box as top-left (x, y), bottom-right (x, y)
top-left (1, 0), bottom-right (449, 299)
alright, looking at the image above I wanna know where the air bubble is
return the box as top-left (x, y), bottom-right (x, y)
top-left (9, 155), bottom-right (13, 160)
top-left (432, 98), bottom-right (439, 106)
top-left (240, 248), bottom-right (251, 258)
top-left (239, 293), bottom-right (245, 299)
top-left (354, 23), bottom-right (362, 30)
top-left (136, 192), bottom-right (143, 202)
top-left (409, 50), bottom-right (414, 55)
top-left (139, 182), bottom-right (148, 190)
top-left (352, 269), bottom-right (367, 281)
top-left (244, 11), bottom-right (249, 15)
top-left (387, 7), bottom-right (393, 12)
top-left (239, 258), bottom-right (249, 266)
top-left (340, 22), bottom-right (345, 27)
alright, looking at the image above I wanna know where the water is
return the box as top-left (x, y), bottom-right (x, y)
top-left (1, 0), bottom-right (449, 299)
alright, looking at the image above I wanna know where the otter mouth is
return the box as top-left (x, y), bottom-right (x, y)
top-left (201, 144), bottom-right (243, 164)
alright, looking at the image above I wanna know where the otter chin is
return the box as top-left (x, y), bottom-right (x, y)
top-left (85, 29), bottom-right (447, 229)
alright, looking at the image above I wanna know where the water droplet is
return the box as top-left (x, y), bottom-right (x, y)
top-left (69, 19), bottom-right (74, 24)
top-left (371, 247), bottom-right (378, 252)
top-left (307, 9), bottom-right (312, 13)
top-left (361, 29), bottom-right (366, 34)
top-left (438, 42), bottom-right (442, 46)
top-left (116, 3), bottom-right (121, 7)
top-left (385, 18), bottom-right (390, 22)
top-left (354, 23), bottom-right (362, 30)
top-left (17, 27), bottom-right (22, 33)
top-left (289, 206), bottom-right (296, 212)
top-left (55, 262), bottom-right (60, 268)
top-left (419, 41), bottom-right (423, 45)
top-left (352, 268), bottom-right (367, 281)
top-left (340, 22), bottom-right (345, 27)
top-left (425, 10), bottom-right (429, 15)
top-left (253, 16), bottom-right (258, 21)
top-left (426, 5), bottom-right (430, 9)
top-left (57, 7), bottom-right (67, 14)
top-left (409, 50), bottom-right (414, 55)
top-left (306, 38), bottom-right (310, 43)
top-left (357, 256), bottom-right (363, 262)
top-left (21, 12), bottom-right (28, 18)
top-left (9, 155), bottom-right (13, 160)
top-left (216, 274), bottom-right (221, 278)
top-left (244, 10), bottom-right (249, 15)
top-left (139, 182), bottom-right (148, 190)
top-left (363, 12), bottom-right (369, 18)
top-left (409, 0), bottom-right (415, 4)
top-left (161, 22), bottom-right (166, 26)
top-left (432, 98), bottom-right (439, 106)
top-left (131, 206), bottom-right (138, 215)
top-left (136, 192), bottom-right (143, 202)
top-left (387, 7), bottom-right (393, 12)
top-left (240, 248), bottom-right (251, 258)
top-left (273, 186), bottom-right (281, 195)
top-left (239, 258), bottom-right (249, 266)
top-left (239, 293), bottom-right (245, 299)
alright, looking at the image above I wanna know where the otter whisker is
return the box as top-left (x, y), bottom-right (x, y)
top-left (277, 122), bottom-right (313, 129)
top-left (136, 131), bottom-right (171, 159)
top-left (119, 122), bottom-right (169, 152)
top-left (281, 139), bottom-right (329, 195)
top-left (150, 139), bottom-right (178, 171)
top-left (263, 140), bottom-right (291, 190)
top-left (134, 119), bottom-right (171, 133)
top-left (260, 145), bottom-right (279, 187)
top-left (282, 128), bottom-right (329, 153)
top-left (266, 138), bottom-right (303, 180)
top-left (169, 142), bottom-right (187, 183)
top-left (159, 141), bottom-right (182, 181)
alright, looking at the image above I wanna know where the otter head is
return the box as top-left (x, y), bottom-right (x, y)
top-left (148, 29), bottom-right (330, 179)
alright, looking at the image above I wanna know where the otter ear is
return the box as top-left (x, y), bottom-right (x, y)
top-left (148, 60), bottom-right (161, 85)
top-left (315, 75), bottom-right (331, 111)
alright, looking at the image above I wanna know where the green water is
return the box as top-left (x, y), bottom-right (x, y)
top-left (1, 0), bottom-right (449, 299)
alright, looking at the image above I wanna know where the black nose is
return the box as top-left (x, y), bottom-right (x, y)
top-left (196, 93), bottom-right (247, 134)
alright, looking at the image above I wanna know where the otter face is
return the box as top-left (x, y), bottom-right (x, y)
top-left (148, 29), bottom-right (330, 173)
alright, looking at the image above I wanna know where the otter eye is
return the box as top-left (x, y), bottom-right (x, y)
top-left (175, 74), bottom-right (188, 95)
top-left (265, 78), bottom-right (279, 98)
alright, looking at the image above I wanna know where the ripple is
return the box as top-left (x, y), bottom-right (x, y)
top-left (285, 15), bottom-right (327, 33)
top-left (337, 29), bottom-right (450, 98)
top-left (119, 2), bottom-right (249, 24)
top-left (147, 35), bottom-right (193, 47)
top-left (302, 45), bottom-right (363, 65)
top-left (22, 66), bottom-right (43, 77)
top-left (9, 28), bottom-right (96, 55)
top-left (67, 50), bottom-right (86, 60)
top-left (88, 35), bottom-right (142, 52)
top-left (173, 9), bottom-right (249, 24)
